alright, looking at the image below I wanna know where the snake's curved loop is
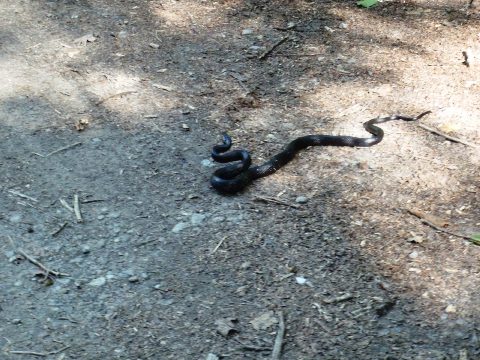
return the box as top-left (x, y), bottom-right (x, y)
top-left (210, 111), bottom-right (431, 194)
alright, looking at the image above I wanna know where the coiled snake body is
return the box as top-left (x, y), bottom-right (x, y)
top-left (211, 111), bottom-right (431, 194)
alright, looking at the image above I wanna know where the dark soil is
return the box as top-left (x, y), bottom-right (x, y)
top-left (1, 1), bottom-right (479, 359)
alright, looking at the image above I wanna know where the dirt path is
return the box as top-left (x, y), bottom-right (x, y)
top-left (1, 1), bottom-right (479, 359)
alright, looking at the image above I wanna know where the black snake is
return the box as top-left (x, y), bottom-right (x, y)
top-left (210, 111), bottom-right (431, 194)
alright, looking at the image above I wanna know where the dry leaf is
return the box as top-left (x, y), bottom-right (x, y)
top-left (250, 311), bottom-right (277, 331)
top-left (214, 317), bottom-right (238, 337)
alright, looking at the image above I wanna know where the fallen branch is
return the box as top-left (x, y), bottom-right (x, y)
top-left (271, 311), bottom-right (285, 360)
top-left (60, 198), bottom-right (74, 212)
top-left (50, 222), bottom-right (68, 237)
top-left (406, 208), bottom-right (475, 242)
top-left (9, 345), bottom-right (70, 357)
top-left (259, 37), bottom-right (289, 60)
top-left (406, 207), bottom-right (449, 228)
top-left (8, 190), bottom-right (38, 203)
top-left (96, 90), bottom-right (136, 106)
top-left (33, 142), bottom-right (82, 157)
top-left (417, 123), bottom-right (479, 148)
top-left (253, 195), bottom-right (299, 209)
top-left (322, 293), bottom-right (354, 304)
top-left (8, 236), bottom-right (69, 278)
top-left (73, 194), bottom-right (83, 223)
top-left (211, 236), bottom-right (227, 254)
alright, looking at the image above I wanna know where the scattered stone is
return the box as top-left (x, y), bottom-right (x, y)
top-left (206, 354), bottom-right (219, 360)
top-left (240, 261), bottom-right (251, 269)
top-left (296, 276), bottom-right (307, 285)
top-left (11, 318), bottom-right (22, 325)
top-left (128, 276), bottom-right (140, 283)
top-left (191, 213), bottom-right (206, 225)
top-left (9, 213), bottom-right (22, 223)
top-left (172, 222), bottom-right (189, 233)
top-left (445, 304), bottom-right (457, 313)
top-left (242, 28), bottom-right (253, 35)
top-left (408, 251), bottom-right (418, 259)
top-left (295, 196), bottom-right (308, 204)
top-left (236, 285), bottom-right (248, 296)
top-left (339, 22), bottom-right (348, 29)
top-left (81, 245), bottom-right (91, 254)
top-left (149, 42), bottom-right (160, 49)
top-left (88, 276), bottom-right (106, 286)
top-left (201, 159), bottom-right (215, 167)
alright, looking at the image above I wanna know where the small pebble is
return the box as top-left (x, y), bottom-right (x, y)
top-left (172, 222), bottom-right (189, 233)
top-left (128, 276), bottom-right (140, 283)
top-left (81, 245), bottom-right (91, 254)
top-left (242, 28), bottom-right (253, 35)
top-left (149, 42), bottom-right (160, 49)
top-left (295, 196), bottom-right (308, 204)
top-left (11, 319), bottom-right (22, 325)
top-left (339, 22), bottom-right (348, 29)
top-left (201, 159), bottom-right (215, 167)
top-left (240, 261), bottom-right (251, 269)
top-left (296, 276), bottom-right (307, 285)
top-left (88, 276), bottom-right (106, 286)
top-left (445, 304), bottom-right (457, 313)
top-left (191, 213), bottom-right (206, 225)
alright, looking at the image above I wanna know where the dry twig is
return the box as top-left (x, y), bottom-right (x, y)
top-left (417, 123), bottom-right (479, 148)
top-left (211, 236), bottom-right (227, 254)
top-left (7, 236), bottom-right (69, 277)
top-left (253, 195), bottom-right (299, 209)
top-left (60, 198), bottom-right (74, 212)
top-left (8, 190), bottom-right (38, 203)
top-left (50, 222), bottom-right (68, 237)
top-left (259, 37), bottom-right (289, 60)
top-left (406, 208), bottom-right (474, 241)
top-left (73, 194), bottom-right (83, 223)
top-left (322, 293), bottom-right (354, 304)
top-left (96, 90), bottom-right (136, 106)
top-left (271, 311), bottom-right (285, 360)
top-left (33, 142), bottom-right (82, 157)
top-left (9, 345), bottom-right (70, 357)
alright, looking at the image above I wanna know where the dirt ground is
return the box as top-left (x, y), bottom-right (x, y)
top-left (1, 0), bottom-right (479, 359)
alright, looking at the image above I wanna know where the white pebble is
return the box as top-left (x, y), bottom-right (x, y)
top-left (88, 276), bottom-right (106, 286)
top-left (295, 196), bottom-right (308, 204)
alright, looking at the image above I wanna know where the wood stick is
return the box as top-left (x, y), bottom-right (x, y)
top-left (8, 190), bottom-right (38, 203)
top-left (417, 123), bottom-right (479, 148)
top-left (253, 195), bottom-right (299, 209)
top-left (271, 311), bottom-right (285, 360)
top-left (60, 198), bottom-right (74, 212)
top-left (212, 236), bottom-right (227, 254)
top-left (96, 91), bottom-right (136, 106)
top-left (9, 345), bottom-right (70, 357)
top-left (46, 142), bottom-right (82, 157)
top-left (73, 194), bottom-right (83, 223)
top-left (18, 250), bottom-right (69, 277)
top-left (8, 236), bottom-right (69, 277)
top-left (407, 209), bottom-right (475, 242)
top-left (50, 222), bottom-right (68, 237)
top-left (259, 37), bottom-right (289, 60)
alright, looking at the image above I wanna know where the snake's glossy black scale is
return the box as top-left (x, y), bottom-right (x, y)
top-left (211, 111), bottom-right (431, 194)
